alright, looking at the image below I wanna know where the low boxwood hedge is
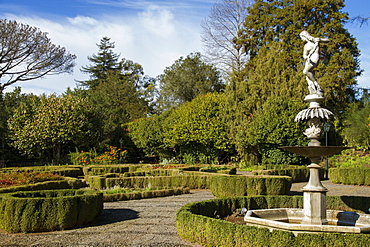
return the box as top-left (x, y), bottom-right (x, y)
top-left (0, 166), bottom-right (84, 178)
top-left (83, 165), bottom-right (140, 176)
top-left (0, 189), bottom-right (103, 233)
top-left (252, 167), bottom-right (324, 182)
top-left (0, 177), bottom-right (86, 194)
top-left (103, 187), bottom-right (190, 202)
top-left (330, 168), bottom-right (370, 185)
top-left (210, 175), bottom-right (292, 197)
top-left (87, 174), bottom-right (212, 190)
top-left (176, 195), bottom-right (370, 247)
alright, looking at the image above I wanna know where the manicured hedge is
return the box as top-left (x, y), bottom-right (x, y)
top-left (103, 187), bottom-right (190, 202)
top-left (87, 174), bottom-right (212, 190)
top-left (83, 165), bottom-right (140, 176)
top-left (0, 189), bottom-right (103, 233)
top-left (252, 167), bottom-right (324, 182)
top-left (0, 178), bottom-right (86, 194)
top-left (176, 195), bottom-right (370, 247)
top-left (0, 166), bottom-right (84, 178)
top-left (330, 168), bottom-right (370, 185)
top-left (210, 175), bottom-right (292, 197)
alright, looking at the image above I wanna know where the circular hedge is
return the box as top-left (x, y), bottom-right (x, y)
top-left (210, 175), bottom-right (292, 197)
top-left (176, 195), bottom-right (370, 246)
top-left (0, 189), bottom-right (103, 233)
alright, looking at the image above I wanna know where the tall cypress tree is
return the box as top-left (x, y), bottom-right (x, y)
top-left (226, 0), bottom-right (362, 164)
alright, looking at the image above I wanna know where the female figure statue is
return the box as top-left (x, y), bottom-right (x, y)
top-left (300, 31), bottom-right (329, 98)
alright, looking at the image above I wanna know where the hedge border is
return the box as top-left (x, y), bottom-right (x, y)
top-left (103, 187), bottom-right (190, 202)
top-left (87, 174), bottom-right (212, 190)
top-left (176, 195), bottom-right (370, 247)
top-left (0, 189), bottom-right (103, 233)
top-left (329, 168), bottom-right (370, 185)
top-left (0, 166), bottom-right (84, 178)
top-left (210, 175), bottom-right (292, 197)
top-left (0, 177), bottom-right (86, 194)
top-left (252, 167), bottom-right (325, 182)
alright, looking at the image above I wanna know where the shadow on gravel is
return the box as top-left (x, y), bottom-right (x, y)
top-left (90, 208), bottom-right (139, 226)
top-left (288, 191), bottom-right (303, 196)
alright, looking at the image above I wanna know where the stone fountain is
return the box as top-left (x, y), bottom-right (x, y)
top-left (244, 31), bottom-right (370, 233)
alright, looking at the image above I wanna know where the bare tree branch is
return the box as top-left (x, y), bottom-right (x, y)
top-left (0, 19), bottom-right (76, 93)
top-left (201, 0), bottom-right (253, 76)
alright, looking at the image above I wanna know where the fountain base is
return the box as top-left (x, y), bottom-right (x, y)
top-left (244, 208), bottom-right (370, 233)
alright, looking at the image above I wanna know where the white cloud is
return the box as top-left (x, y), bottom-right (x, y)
top-left (139, 5), bottom-right (175, 37)
top-left (2, 4), bottom-right (203, 95)
top-left (67, 15), bottom-right (98, 26)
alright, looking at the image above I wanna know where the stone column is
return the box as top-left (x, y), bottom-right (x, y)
top-left (301, 159), bottom-right (328, 225)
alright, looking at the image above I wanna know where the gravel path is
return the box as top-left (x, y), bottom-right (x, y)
top-left (1, 181), bottom-right (370, 246)
top-left (0, 190), bottom-right (214, 247)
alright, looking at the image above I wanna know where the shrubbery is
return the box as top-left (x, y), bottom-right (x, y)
top-left (251, 167), bottom-right (325, 182)
top-left (329, 167), bottom-right (370, 185)
top-left (0, 189), bottom-right (103, 233)
top-left (210, 175), bottom-right (292, 197)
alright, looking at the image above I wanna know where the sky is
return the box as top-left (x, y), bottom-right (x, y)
top-left (0, 0), bottom-right (369, 95)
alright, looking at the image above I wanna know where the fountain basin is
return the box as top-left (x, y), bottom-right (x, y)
top-left (244, 208), bottom-right (370, 233)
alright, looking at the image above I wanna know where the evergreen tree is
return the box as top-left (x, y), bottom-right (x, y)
top-left (78, 37), bottom-right (155, 148)
top-left (239, 0), bottom-right (361, 113)
top-left (80, 37), bottom-right (122, 89)
top-left (227, 0), bottom-right (361, 164)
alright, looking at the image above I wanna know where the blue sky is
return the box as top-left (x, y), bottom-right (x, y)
top-left (0, 0), bottom-right (369, 94)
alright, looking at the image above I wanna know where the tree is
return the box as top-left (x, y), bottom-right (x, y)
top-left (163, 93), bottom-right (234, 164)
top-left (0, 19), bottom-right (76, 93)
top-left (226, 0), bottom-right (362, 164)
top-left (80, 37), bottom-right (121, 89)
top-left (89, 69), bottom-right (150, 147)
top-left (125, 111), bottom-right (171, 161)
top-left (239, 0), bottom-right (361, 113)
top-left (78, 37), bottom-right (155, 147)
top-left (156, 52), bottom-right (224, 112)
top-left (7, 94), bottom-right (96, 164)
top-left (342, 94), bottom-right (370, 150)
top-left (201, 0), bottom-right (252, 75)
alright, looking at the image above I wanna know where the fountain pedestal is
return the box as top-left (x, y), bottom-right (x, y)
top-left (301, 163), bottom-right (328, 225)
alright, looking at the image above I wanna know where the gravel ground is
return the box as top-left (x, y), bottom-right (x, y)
top-left (1, 181), bottom-right (370, 247)
top-left (0, 190), bottom-right (214, 247)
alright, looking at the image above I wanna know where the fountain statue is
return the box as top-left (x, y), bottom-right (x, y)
top-left (244, 31), bottom-right (370, 233)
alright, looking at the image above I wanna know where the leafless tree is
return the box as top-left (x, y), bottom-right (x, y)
top-left (0, 19), bottom-right (76, 93)
top-left (201, 0), bottom-right (253, 76)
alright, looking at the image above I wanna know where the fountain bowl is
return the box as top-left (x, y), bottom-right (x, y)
top-left (244, 208), bottom-right (370, 234)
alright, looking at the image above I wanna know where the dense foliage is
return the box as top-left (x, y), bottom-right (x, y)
top-left (7, 94), bottom-right (97, 164)
top-left (225, 0), bottom-right (362, 164)
top-left (1, 0), bottom-right (367, 167)
top-left (156, 52), bottom-right (224, 112)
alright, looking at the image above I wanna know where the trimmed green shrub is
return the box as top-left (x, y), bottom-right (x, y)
top-left (83, 165), bottom-right (140, 176)
top-left (0, 178), bottom-right (86, 194)
top-left (86, 176), bottom-right (106, 190)
top-left (177, 195), bottom-right (370, 247)
top-left (252, 167), bottom-right (324, 182)
top-left (0, 166), bottom-right (84, 178)
top-left (103, 187), bottom-right (190, 202)
top-left (0, 189), bottom-right (103, 233)
top-left (210, 175), bottom-right (292, 197)
top-left (329, 168), bottom-right (370, 185)
top-left (106, 175), bottom-right (211, 190)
